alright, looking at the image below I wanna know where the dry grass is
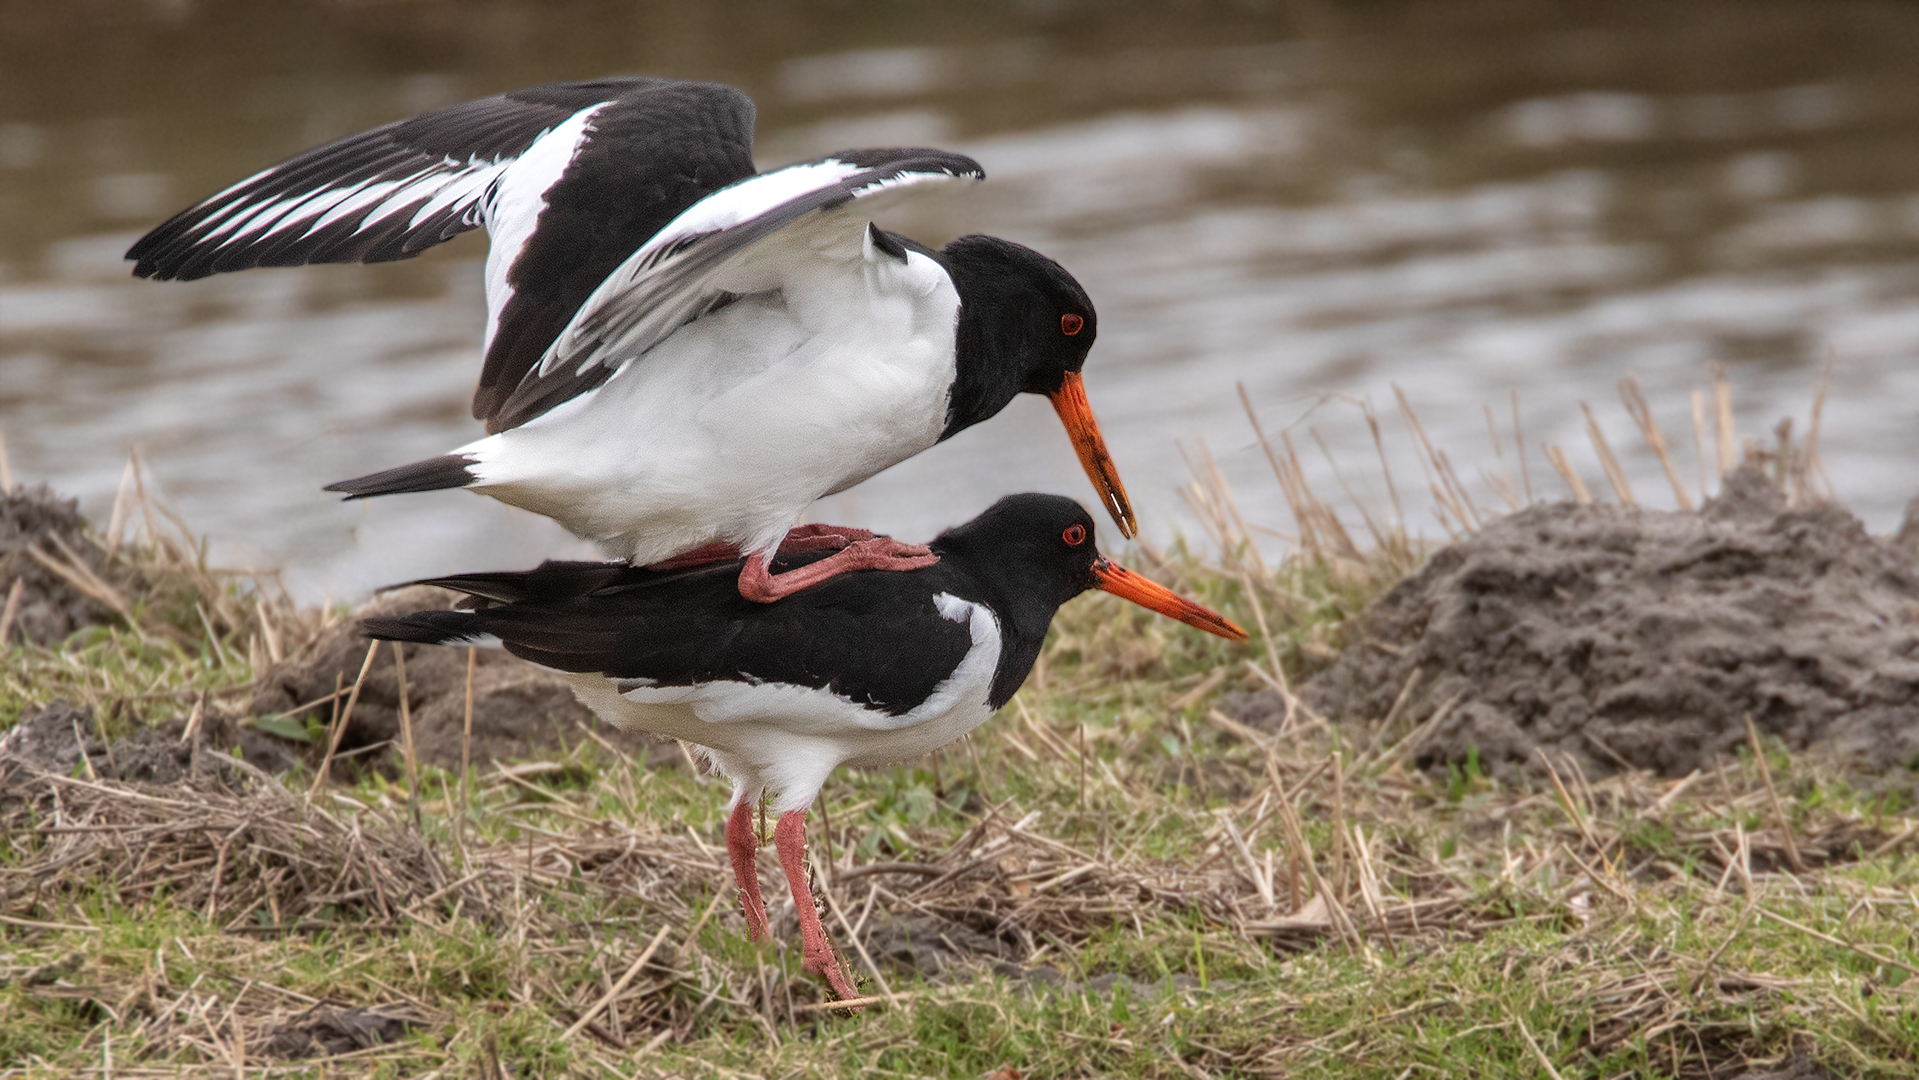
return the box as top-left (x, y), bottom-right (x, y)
top-left (2, 374), bottom-right (1915, 1077)
top-left (0, 454), bottom-right (322, 731)
top-left (2, 677), bottom-right (1915, 1077)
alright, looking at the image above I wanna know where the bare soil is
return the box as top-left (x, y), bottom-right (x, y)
top-left (0, 700), bottom-right (301, 786)
top-left (1292, 466), bottom-right (1919, 778)
top-left (245, 587), bottom-right (678, 775)
top-left (0, 485), bottom-right (131, 647)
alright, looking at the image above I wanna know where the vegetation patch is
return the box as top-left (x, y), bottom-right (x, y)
top-left (3, 387), bottom-right (1917, 1077)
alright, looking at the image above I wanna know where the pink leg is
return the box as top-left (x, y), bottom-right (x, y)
top-left (726, 800), bottom-right (769, 942)
top-left (647, 525), bottom-right (885, 570)
top-left (738, 539), bottom-right (938, 603)
top-left (774, 810), bottom-right (861, 1001)
top-left (775, 523), bottom-right (879, 553)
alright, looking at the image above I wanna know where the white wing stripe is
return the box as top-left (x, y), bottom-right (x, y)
top-left (632, 159), bottom-right (864, 262)
top-left (194, 158), bottom-right (298, 215)
top-left (199, 170), bottom-right (424, 246)
top-left (408, 159), bottom-right (511, 228)
top-left (531, 157), bottom-right (979, 381)
top-left (241, 183), bottom-right (381, 243)
top-left (478, 102), bottom-right (614, 353)
top-left (358, 167), bottom-right (461, 230)
top-left (302, 177), bottom-right (408, 234)
top-left (188, 156), bottom-right (507, 253)
top-left (197, 189), bottom-right (322, 245)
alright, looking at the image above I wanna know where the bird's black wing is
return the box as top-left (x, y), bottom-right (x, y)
top-left (125, 77), bottom-right (760, 429)
top-left (487, 147), bottom-right (984, 433)
top-left (369, 557), bottom-right (978, 718)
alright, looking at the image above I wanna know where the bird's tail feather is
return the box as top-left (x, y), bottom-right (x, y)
top-left (361, 610), bottom-right (490, 646)
top-left (325, 455), bottom-right (477, 499)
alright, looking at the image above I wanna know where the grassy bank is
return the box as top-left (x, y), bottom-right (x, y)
top-left (4, 383), bottom-right (1918, 1078)
top-left (4, 528), bottom-right (1916, 1078)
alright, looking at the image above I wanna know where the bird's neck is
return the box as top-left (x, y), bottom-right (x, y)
top-left (935, 544), bottom-right (1063, 709)
top-left (938, 254), bottom-right (1030, 442)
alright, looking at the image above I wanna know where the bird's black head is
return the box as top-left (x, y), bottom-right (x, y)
top-left (939, 236), bottom-right (1097, 433)
top-left (932, 493), bottom-right (1243, 709)
top-left (932, 493), bottom-right (1246, 645)
top-left (933, 493), bottom-right (1102, 615)
top-left (938, 237), bottom-right (1137, 538)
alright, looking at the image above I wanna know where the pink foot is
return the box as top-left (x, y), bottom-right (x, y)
top-left (647, 524), bottom-right (885, 569)
top-left (738, 538), bottom-right (938, 603)
top-left (775, 523), bottom-right (880, 553)
top-left (726, 800), bottom-right (769, 942)
top-left (774, 810), bottom-right (862, 1002)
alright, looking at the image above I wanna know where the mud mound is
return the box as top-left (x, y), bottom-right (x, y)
top-left (246, 587), bottom-right (675, 774)
top-left (0, 485), bottom-right (131, 646)
top-left (1295, 466), bottom-right (1919, 777)
top-left (0, 700), bottom-right (299, 789)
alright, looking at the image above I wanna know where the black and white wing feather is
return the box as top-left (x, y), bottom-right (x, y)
top-left (489, 148), bottom-right (983, 432)
top-left (127, 77), bottom-right (760, 428)
top-left (127, 79), bottom-right (647, 280)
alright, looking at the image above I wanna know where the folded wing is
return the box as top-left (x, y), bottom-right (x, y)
top-left (488, 148), bottom-right (983, 433)
top-left (373, 558), bottom-right (975, 719)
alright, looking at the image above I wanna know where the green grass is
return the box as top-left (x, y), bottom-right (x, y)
top-left (4, 523), bottom-right (1919, 1078)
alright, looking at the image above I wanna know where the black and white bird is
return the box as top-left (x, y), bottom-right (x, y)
top-left (363, 493), bottom-right (1244, 1000)
top-left (128, 77), bottom-right (1137, 601)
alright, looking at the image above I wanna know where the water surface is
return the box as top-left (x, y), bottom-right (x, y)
top-left (4, 1), bottom-right (1917, 599)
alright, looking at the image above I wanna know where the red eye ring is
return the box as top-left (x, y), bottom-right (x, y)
top-left (1062, 524), bottom-right (1086, 546)
top-left (1061, 313), bottom-right (1084, 336)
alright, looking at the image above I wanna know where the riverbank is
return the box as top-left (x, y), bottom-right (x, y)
top-left (2, 452), bottom-right (1917, 1077)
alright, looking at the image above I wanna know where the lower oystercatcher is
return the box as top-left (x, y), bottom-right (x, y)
top-left (363, 493), bottom-right (1244, 1000)
top-left (126, 76), bottom-right (1136, 601)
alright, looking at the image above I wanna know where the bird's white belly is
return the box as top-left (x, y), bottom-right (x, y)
top-left (463, 284), bottom-right (956, 564)
top-left (554, 593), bottom-right (1004, 811)
top-left (563, 671), bottom-right (997, 811)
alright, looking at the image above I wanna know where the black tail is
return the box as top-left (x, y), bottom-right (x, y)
top-left (325, 455), bottom-right (477, 499)
top-left (407, 561), bottom-right (639, 606)
top-left (361, 609), bottom-right (488, 645)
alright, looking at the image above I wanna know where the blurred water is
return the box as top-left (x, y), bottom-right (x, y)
top-left (3, 1), bottom-right (1918, 601)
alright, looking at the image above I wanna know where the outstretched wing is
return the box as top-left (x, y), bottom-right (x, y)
top-left (487, 148), bottom-right (984, 433)
top-left (127, 78), bottom-right (656, 279)
top-left (126, 77), bottom-right (760, 426)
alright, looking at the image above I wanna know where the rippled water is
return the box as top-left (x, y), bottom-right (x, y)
top-left (4, 2), bottom-right (1918, 600)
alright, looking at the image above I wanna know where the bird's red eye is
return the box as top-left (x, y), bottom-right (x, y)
top-left (1061, 313), bottom-right (1084, 336)
top-left (1062, 524), bottom-right (1086, 545)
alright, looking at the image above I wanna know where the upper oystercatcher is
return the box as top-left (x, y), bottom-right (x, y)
top-left (363, 493), bottom-right (1245, 1000)
top-left (126, 77), bottom-right (1137, 600)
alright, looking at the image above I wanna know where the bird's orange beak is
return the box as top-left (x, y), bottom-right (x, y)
top-left (1048, 371), bottom-right (1136, 538)
top-left (1091, 557), bottom-right (1247, 641)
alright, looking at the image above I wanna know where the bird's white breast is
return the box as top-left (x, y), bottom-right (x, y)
top-left (462, 245), bottom-right (961, 563)
top-left (557, 592), bottom-right (1001, 811)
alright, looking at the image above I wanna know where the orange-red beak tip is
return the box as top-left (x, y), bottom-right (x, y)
top-left (1092, 559), bottom-right (1247, 643)
top-left (1049, 373), bottom-right (1136, 538)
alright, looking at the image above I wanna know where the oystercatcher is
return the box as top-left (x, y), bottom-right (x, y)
top-left (127, 77), bottom-right (1137, 600)
top-left (363, 493), bottom-right (1244, 1000)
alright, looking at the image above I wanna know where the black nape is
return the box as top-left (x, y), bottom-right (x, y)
top-left (937, 235), bottom-right (1097, 439)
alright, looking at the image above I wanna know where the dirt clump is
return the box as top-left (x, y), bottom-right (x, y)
top-left (0, 485), bottom-right (137, 647)
top-left (855, 910), bottom-right (1023, 979)
top-left (0, 700), bottom-right (300, 789)
top-left (1291, 466), bottom-right (1919, 778)
top-left (257, 1006), bottom-right (423, 1060)
top-left (246, 587), bottom-right (675, 775)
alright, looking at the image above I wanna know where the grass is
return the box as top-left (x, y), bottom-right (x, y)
top-left (4, 381), bottom-right (1917, 1077)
